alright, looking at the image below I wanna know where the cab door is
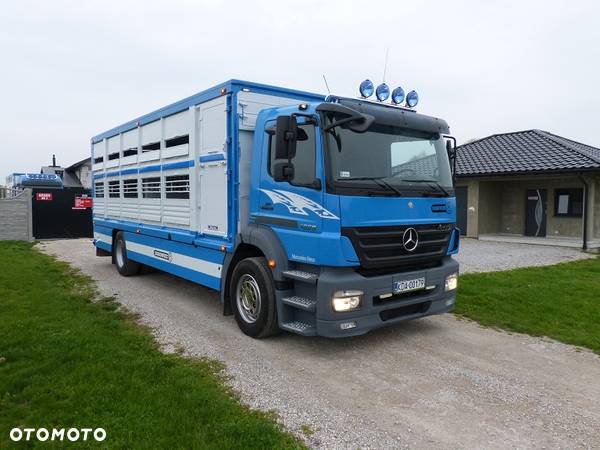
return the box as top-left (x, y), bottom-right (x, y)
top-left (256, 119), bottom-right (330, 265)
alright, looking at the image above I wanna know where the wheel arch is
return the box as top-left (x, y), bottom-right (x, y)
top-left (221, 225), bottom-right (290, 315)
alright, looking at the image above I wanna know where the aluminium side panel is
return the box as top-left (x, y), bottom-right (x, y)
top-left (197, 96), bottom-right (229, 238)
top-left (237, 91), bottom-right (299, 131)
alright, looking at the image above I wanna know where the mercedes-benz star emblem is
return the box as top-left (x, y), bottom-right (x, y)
top-left (402, 228), bottom-right (419, 252)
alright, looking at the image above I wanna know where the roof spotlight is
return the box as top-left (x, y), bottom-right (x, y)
top-left (375, 83), bottom-right (390, 102)
top-left (391, 87), bottom-right (405, 105)
top-left (406, 90), bottom-right (419, 108)
top-left (359, 79), bottom-right (374, 98)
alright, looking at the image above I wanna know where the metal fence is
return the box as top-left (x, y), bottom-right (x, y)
top-left (0, 187), bottom-right (24, 199)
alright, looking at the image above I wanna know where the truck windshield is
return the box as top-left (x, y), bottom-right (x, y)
top-left (323, 120), bottom-right (453, 197)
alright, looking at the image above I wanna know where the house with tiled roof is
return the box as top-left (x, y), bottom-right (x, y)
top-left (455, 130), bottom-right (600, 250)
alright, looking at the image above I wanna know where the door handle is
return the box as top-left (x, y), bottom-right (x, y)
top-left (260, 203), bottom-right (273, 211)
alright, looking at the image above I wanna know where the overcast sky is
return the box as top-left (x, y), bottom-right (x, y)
top-left (1, 0), bottom-right (599, 179)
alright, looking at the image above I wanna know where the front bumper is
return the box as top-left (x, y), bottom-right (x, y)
top-left (314, 257), bottom-right (458, 337)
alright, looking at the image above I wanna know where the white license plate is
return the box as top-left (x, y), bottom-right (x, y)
top-left (393, 277), bottom-right (425, 294)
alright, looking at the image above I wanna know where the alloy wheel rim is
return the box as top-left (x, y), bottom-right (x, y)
top-left (236, 274), bottom-right (261, 323)
top-left (115, 240), bottom-right (125, 268)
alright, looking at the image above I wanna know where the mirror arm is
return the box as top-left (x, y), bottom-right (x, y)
top-left (443, 135), bottom-right (458, 185)
top-left (292, 112), bottom-right (317, 124)
top-left (322, 115), bottom-right (361, 131)
top-left (444, 135), bottom-right (457, 151)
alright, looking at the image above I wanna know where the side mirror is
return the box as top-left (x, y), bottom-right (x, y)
top-left (444, 136), bottom-right (458, 184)
top-left (273, 161), bottom-right (295, 182)
top-left (275, 115), bottom-right (298, 160)
top-left (446, 139), bottom-right (455, 157)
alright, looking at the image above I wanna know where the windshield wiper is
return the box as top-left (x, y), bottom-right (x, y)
top-left (338, 176), bottom-right (403, 196)
top-left (396, 178), bottom-right (449, 196)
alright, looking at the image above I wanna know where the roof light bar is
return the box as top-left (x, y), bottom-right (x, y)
top-left (359, 79), bottom-right (374, 98)
top-left (375, 83), bottom-right (390, 102)
top-left (391, 87), bottom-right (405, 105)
top-left (357, 79), bottom-right (419, 108)
top-left (406, 90), bottom-right (419, 108)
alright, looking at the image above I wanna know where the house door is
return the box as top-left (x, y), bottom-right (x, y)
top-left (525, 189), bottom-right (547, 237)
top-left (455, 186), bottom-right (468, 236)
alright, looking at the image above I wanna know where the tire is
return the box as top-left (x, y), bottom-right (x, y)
top-left (230, 257), bottom-right (280, 338)
top-left (113, 232), bottom-right (141, 276)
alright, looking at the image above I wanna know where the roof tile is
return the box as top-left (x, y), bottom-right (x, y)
top-left (457, 130), bottom-right (600, 176)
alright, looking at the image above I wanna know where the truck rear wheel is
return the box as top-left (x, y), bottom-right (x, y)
top-left (230, 257), bottom-right (280, 338)
top-left (114, 232), bottom-right (141, 276)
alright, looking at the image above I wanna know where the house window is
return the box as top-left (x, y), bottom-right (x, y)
top-left (554, 188), bottom-right (583, 217)
top-left (141, 177), bottom-right (161, 198)
top-left (108, 152), bottom-right (120, 161)
top-left (108, 180), bottom-right (120, 198)
top-left (123, 179), bottom-right (138, 198)
top-left (93, 156), bottom-right (104, 164)
top-left (165, 174), bottom-right (190, 199)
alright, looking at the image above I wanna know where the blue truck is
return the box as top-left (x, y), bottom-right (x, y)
top-left (91, 79), bottom-right (459, 338)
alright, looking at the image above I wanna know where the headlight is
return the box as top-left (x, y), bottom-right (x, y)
top-left (445, 273), bottom-right (458, 292)
top-left (332, 290), bottom-right (363, 312)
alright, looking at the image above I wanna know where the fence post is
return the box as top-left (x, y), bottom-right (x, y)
top-left (26, 188), bottom-right (33, 241)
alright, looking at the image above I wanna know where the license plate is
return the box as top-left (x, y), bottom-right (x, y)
top-left (393, 277), bottom-right (425, 294)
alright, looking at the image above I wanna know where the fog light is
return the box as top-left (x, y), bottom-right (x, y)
top-left (332, 290), bottom-right (363, 312)
top-left (445, 273), bottom-right (458, 292)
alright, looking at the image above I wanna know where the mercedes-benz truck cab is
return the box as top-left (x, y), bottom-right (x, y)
top-left (91, 80), bottom-right (459, 338)
top-left (249, 96), bottom-right (459, 337)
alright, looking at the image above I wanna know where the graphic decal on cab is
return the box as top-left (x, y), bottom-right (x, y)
top-left (260, 189), bottom-right (338, 220)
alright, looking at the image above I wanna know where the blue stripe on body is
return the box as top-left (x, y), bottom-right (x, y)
top-left (139, 164), bottom-right (162, 174)
top-left (125, 249), bottom-right (221, 290)
top-left (95, 240), bottom-right (112, 252)
top-left (162, 160), bottom-right (194, 171)
top-left (93, 218), bottom-right (232, 251)
top-left (199, 153), bottom-right (225, 163)
top-left (125, 232), bottom-right (225, 265)
top-left (94, 224), bottom-right (113, 237)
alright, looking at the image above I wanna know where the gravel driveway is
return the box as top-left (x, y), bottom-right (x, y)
top-left (40, 239), bottom-right (600, 450)
top-left (456, 238), bottom-right (593, 273)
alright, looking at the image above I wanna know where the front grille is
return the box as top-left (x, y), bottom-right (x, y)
top-left (342, 223), bottom-right (454, 270)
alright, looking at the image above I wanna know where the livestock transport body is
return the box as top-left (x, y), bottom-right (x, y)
top-left (91, 79), bottom-right (460, 338)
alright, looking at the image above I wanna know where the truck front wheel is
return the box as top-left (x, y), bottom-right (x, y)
top-left (230, 257), bottom-right (280, 338)
top-left (113, 232), bottom-right (141, 276)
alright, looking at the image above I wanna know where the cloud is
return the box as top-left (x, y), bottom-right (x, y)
top-left (1, 0), bottom-right (599, 178)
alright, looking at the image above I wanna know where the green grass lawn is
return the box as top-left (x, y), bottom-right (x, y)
top-left (0, 242), bottom-right (303, 449)
top-left (456, 256), bottom-right (600, 354)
